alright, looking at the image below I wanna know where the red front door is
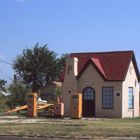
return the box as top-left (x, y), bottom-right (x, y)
top-left (82, 87), bottom-right (95, 117)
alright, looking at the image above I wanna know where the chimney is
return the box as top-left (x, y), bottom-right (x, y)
top-left (65, 57), bottom-right (78, 77)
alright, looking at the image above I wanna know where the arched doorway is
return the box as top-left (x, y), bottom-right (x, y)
top-left (82, 87), bottom-right (95, 117)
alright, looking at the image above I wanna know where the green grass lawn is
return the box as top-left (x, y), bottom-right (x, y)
top-left (0, 118), bottom-right (140, 138)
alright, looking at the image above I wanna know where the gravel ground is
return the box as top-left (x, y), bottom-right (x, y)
top-left (0, 116), bottom-right (47, 123)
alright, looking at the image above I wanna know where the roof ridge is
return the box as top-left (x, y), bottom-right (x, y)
top-left (70, 50), bottom-right (134, 55)
top-left (91, 58), bottom-right (107, 78)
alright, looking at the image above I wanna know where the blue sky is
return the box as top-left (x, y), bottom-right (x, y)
top-left (0, 0), bottom-right (140, 82)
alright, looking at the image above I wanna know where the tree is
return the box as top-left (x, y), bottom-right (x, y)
top-left (0, 79), bottom-right (7, 94)
top-left (12, 43), bottom-right (58, 92)
top-left (7, 82), bottom-right (32, 108)
top-left (0, 79), bottom-right (8, 113)
top-left (56, 53), bottom-right (68, 81)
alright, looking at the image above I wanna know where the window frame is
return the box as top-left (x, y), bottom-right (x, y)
top-left (83, 87), bottom-right (95, 101)
top-left (128, 87), bottom-right (134, 109)
top-left (102, 87), bottom-right (114, 109)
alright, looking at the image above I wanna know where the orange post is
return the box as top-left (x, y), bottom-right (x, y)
top-left (70, 93), bottom-right (82, 119)
top-left (54, 103), bottom-right (64, 117)
top-left (27, 93), bottom-right (38, 117)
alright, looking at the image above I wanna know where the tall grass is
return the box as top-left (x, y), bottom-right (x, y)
top-left (0, 118), bottom-right (140, 138)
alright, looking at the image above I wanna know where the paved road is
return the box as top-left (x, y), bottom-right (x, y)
top-left (0, 136), bottom-right (139, 140)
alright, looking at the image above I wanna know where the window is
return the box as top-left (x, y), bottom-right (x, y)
top-left (128, 87), bottom-right (134, 109)
top-left (102, 87), bottom-right (114, 109)
top-left (72, 96), bottom-right (78, 105)
top-left (72, 96), bottom-right (78, 110)
top-left (83, 87), bottom-right (94, 100)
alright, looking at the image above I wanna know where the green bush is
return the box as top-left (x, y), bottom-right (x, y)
top-left (0, 95), bottom-right (9, 114)
top-left (7, 82), bottom-right (32, 109)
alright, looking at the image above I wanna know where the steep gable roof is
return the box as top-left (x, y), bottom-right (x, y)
top-left (69, 51), bottom-right (140, 82)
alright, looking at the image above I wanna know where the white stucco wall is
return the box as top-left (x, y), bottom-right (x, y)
top-left (122, 61), bottom-right (139, 118)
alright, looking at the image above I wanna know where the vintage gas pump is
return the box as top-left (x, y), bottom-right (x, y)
top-left (27, 93), bottom-right (37, 117)
top-left (54, 97), bottom-right (64, 117)
top-left (71, 93), bottom-right (82, 119)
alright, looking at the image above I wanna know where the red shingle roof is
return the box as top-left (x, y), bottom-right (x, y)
top-left (61, 51), bottom-right (140, 82)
